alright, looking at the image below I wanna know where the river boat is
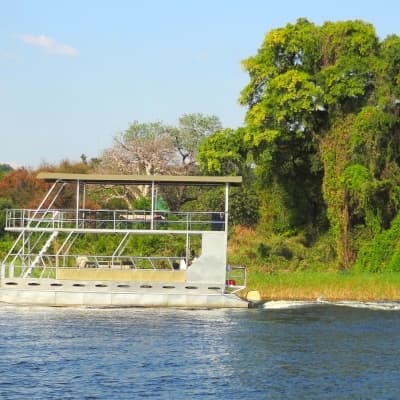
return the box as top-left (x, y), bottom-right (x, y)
top-left (0, 173), bottom-right (248, 308)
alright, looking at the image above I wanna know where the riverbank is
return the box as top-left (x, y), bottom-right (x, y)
top-left (244, 271), bottom-right (400, 301)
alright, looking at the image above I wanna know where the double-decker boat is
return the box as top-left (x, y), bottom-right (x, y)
top-left (0, 173), bottom-right (248, 308)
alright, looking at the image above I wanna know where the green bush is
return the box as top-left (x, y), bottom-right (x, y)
top-left (355, 213), bottom-right (400, 272)
top-left (0, 198), bottom-right (15, 236)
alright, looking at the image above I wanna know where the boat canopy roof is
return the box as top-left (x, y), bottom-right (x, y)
top-left (37, 172), bottom-right (242, 186)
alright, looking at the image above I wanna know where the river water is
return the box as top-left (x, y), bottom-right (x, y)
top-left (0, 302), bottom-right (399, 399)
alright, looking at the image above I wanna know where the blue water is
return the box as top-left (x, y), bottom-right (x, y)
top-left (0, 303), bottom-right (400, 399)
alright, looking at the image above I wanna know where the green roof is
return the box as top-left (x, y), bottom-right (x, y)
top-left (37, 172), bottom-right (242, 185)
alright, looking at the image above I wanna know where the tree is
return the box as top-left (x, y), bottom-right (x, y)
top-left (198, 127), bottom-right (260, 226)
top-left (97, 115), bottom-right (223, 208)
top-left (208, 19), bottom-right (400, 268)
top-left (101, 121), bottom-right (178, 176)
top-left (0, 168), bottom-right (49, 208)
top-left (198, 128), bottom-right (247, 175)
top-left (0, 163), bottom-right (13, 180)
top-left (170, 113), bottom-right (222, 172)
top-left (96, 121), bottom-right (177, 205)
top-left (0, 197), bottom-right (15, 236)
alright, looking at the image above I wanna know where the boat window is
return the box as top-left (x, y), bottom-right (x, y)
top-left (185, 286), bottom-right (198, 289)
top-left (50, 283), bottom-right (63, 287)
top-left (5, 282), bottom-right (18, 286)
top-left (140, 284), bottom-right (152, 288)
top-left (73, 283), bottom-right (86, 287)
top-left (117, 284), bottom-right (130, 288)
top-left (28, 282), bottom-right (40, 286)
top-left (162, 285), bottom-right (175, 289)
top-left (208, 286), bottom-right (221, 290)
top-left (95, 284), bottom-right (108, 287)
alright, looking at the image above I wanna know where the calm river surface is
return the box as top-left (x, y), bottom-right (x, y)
top-left (0, 302), bottom-right (400, 399)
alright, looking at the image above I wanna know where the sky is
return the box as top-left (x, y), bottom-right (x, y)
top-left (1, 0), bottom-right (399, 168)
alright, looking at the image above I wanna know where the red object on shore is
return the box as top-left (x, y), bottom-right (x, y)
top-left (226, 279), bottom-right (236, 286)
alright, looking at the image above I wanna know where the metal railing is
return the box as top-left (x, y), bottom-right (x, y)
top-left (225, 265), bottom-right (247, 294)
top-left (5, 209), bottom-right (226, 232)
top-left (2, 254), bottom-right (187, 279)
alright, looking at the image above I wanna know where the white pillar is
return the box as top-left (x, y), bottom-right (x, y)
top-left (82, 183), bottom-right (86, 209)
top-left (224, 183), bottom-right (229, 233)
top-left (150, 181), bottom-right (155, 230)
top-left (76, 180), bottom-right (80, 229)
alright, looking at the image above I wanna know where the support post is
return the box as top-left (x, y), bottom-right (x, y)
top-left (82, 183), bottom-right (86, 229)
top-left (224, 183), bottom-right (229, 233)
top-left (76, 180), bottom-right (80, 229)
top-left (151, 181), bottom-right (155, 230)
top-left (186, 216), bottom-right (190, 266)
top-left (82, 183), bottom-right (86, 209)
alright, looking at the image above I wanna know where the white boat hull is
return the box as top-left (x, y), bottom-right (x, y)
top-left (0, 278), bottom-right (248, 308)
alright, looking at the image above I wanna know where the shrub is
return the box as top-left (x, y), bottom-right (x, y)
top-left (355, 213), bottom-right (400, 272)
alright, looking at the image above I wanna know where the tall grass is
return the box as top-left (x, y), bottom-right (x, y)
top-left (246, 271), bottom-right (400, 301)
top-left (228, 225), bottom-right (400, 301)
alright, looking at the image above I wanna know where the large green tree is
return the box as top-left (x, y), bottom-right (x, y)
top-left (200, 19), bottom-right (400, 268)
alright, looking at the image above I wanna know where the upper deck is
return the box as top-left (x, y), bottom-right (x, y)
top-left (5, 173), bottom-right (241, 234)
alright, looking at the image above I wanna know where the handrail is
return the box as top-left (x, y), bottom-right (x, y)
top-left (226, 265), bottom-right (247, 294)
top-left (1, 254), bottom-right (187, 279)
top-left (5, 208), bottom-right (226, 233)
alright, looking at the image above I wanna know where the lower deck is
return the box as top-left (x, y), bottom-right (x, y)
top-left (56, 268), bottom-right (187, 282)
top-left (0, 277), bottom-right (248, 308)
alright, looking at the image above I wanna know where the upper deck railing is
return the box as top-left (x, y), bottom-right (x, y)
top-left (5, 208), bottom-right (226, 233)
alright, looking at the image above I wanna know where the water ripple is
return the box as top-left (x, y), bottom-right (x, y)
top-left (262, 299), bottom-right (400, 311)
top-left (0, 305), bottom-right (400, 399)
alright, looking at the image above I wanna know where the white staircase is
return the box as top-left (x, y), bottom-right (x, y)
top-left (23, 231), bottom-right (59, 277)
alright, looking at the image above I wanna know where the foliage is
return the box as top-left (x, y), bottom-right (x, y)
top-left (228, 225), bottom-right (336, 274)
top-left (198, 128), bottom-right (248, 175)
top-left (0, 198), bottom-right (15, 236)
top-left (233, 18), bottom-right (400, 268)
top-left (68, 233), bottom-right (189, 260)
top-left (171, 113), bottom-right (222, 171)
top-left (0, 160), bottom-right (97, 211)
top-left (180, 187), bottom-right (225, 214)
top-left (97, 114), bottom-right (223, 208)
top-left (0, 168), bottom-right (49, 208)
top-left (132, 196), bottom-right (151, 210)
top-left (101, 121), bottom-right (177, 176)
top-left (229, 187), bottom-right (259, 227)
top-left (0, 163), bottom-right (13, 179)
top-left (0, 233), bottom-right (14, 259)
top-left (103, 197), bottom-right (128, 210)
top-left (355, 213), bottom-right (400, 272)
top-left (320, 116), bottom-right (354, 266)
top-left (46, 159), bottom-right (97, 209)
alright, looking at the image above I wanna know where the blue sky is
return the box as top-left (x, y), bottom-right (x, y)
top-left (1, 0), bottom-right (399, 168)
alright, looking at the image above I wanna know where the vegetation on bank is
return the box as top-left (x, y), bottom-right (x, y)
top-left (202, 19), bottom-right (400, 282)
top-left (244, 271), bottom-right (400, 301)
top-left (1, 19), bottom-right (400, 300)
top-left (228, 226), bottom-right (400, 300)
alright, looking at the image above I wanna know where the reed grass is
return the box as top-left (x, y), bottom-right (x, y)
top-left (245, 271), bottom-right (400, 301)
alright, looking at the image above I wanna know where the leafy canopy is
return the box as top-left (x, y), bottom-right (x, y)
top-left (199, 18), bottom-right (400, 268)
